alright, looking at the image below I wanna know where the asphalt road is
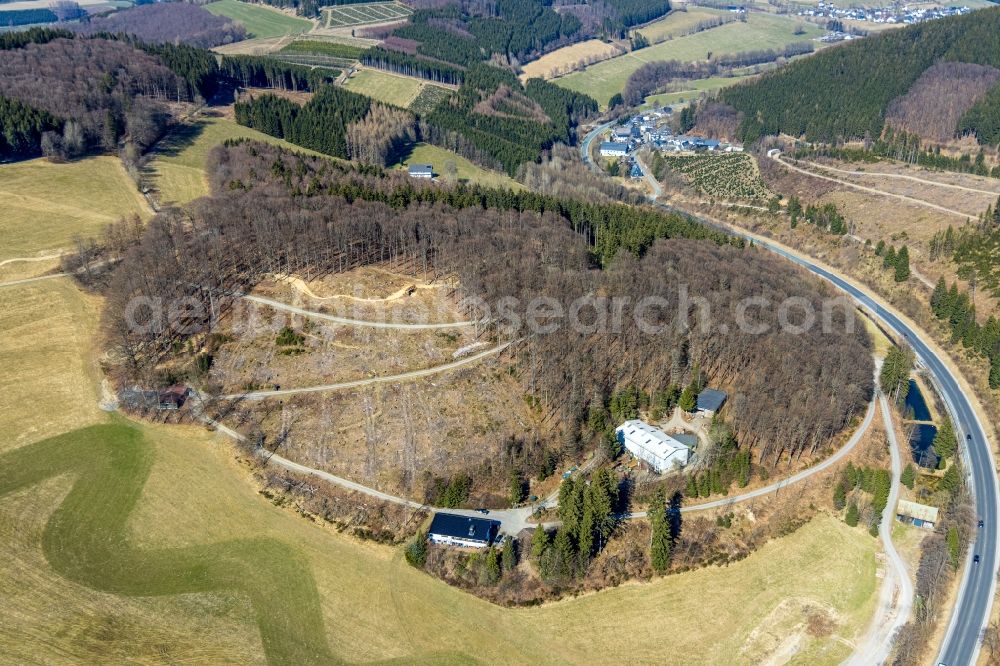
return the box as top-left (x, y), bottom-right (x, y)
top-left (581, 126), bottom-right (996, 663)
top-left (678, 211), bottom-right (996, 665)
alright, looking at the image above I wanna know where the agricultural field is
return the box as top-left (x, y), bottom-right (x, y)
top-left (395, 142), bottom-right (523, 189)
top-left (409, 83), bottom-right (453, 115)
top-left (553, 12), bottom-right (826, 108)
top-left (205, 0), bottom-right (312, 39)
top-left (279, 38), bottom-right (367, 60)
top-left (0, 156), bottom-right (151, 265)
top-left (636, 7), bottom-right (730, 43)
top-left (342, 68), bottom-right (425, 107)
top-left (654, 152), bottom-right (775, 203)
top-left (322, 1), bottom-right (410, 28)
top-left (148, 114), bottom-right (328, 206)
top-left (519, 39), bottom-right (625, 81)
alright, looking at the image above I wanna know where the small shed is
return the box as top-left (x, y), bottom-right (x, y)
top-left (896, 499), bottom-right (939, 529)
top-left (158, 385), bottom-right (191, 410)
top-left (696, 388), bottom-right (727, 416)
top-left (408, 164), bottom-right (433, 179)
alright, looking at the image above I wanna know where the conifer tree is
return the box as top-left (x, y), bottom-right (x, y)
top-left (894, 245), bottom-right (910, 282)
top-left (845, 502), bottom-right (860, 527)
top-left (901, 463), bottom-right (915, 489)
top-left (649, 487), bottom-right (671, 574)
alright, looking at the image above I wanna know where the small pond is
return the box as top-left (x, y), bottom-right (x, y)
top-left (904, 379), bottom-right (932, 422)
top-left (911, 423), bottom-right (939, 469)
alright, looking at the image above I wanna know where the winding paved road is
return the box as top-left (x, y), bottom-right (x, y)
top-left (583, 126), bottom-right (997, 664)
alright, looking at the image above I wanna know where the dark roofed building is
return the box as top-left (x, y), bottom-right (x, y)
top-left (696, 388), bottom-right (727, 416)
top-left (428, 512), bottom-right (500, 548)
top-left (158, 385), bottom-right (191, 410)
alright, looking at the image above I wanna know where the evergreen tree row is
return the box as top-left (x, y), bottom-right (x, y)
top-left (873, 240), bottom-right (910, 283)
top-left (222, 55), bottom-right (337, 91)
top-left (929, 277), bottom-right (1000, 388)
top-left (360, 48), bottom-right (465, 86)
top-left (234, 85), bottom-right (372, 159)
top-left (0, 96), bottom-right (62, 160)
top-left (794, 128), bottom-right (1000, 179)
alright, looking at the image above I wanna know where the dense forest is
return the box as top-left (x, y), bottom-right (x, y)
top-left (720, 6), bottom-right (1000, 145)
top-left (234, 62), bottom-right (596, 173)
top-left (0, 28), bottom-right (332, 160)
top-left (234, 85), bottom-right (394, 161)
top-left (0, 37), bottom-right (186, 159)
top-left (74, 3), bottom-right (247, 48)
top-left (373, 0), bottom-right (669, 69)
top-left (422, 64), bottom-right (597, 174)
top-left (91, 140), bottom-right (871, 468)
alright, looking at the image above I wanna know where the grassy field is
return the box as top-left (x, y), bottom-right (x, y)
top-left (0, 156), bottom-right (151, 263)
top-left (636, 7), bottom-right (729, 42)
top-left (642, 72), bottom-right (757, 107)
top-left (322, 1), bottom-right (410, 28)
top-left (0, 276), bottom-right (879, 664)
top-left (342, 68), bottom-right (425, 108)
top-left (520, 39), bottom-right (625, 81)
top-left (554, 13), bottom-right (825, 108)
top-left (395, 143), bottom-right (523, 189)
top-left (205, 0), bottom-right (312, 39)
top-left (149, 115), bottom-right (327, 206)
top-left (0, 280), bottom-right (103, 451)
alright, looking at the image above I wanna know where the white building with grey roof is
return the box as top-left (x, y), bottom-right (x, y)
top-left (615, 420), bottom-right (690, 473)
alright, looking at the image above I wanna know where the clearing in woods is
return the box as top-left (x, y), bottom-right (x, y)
top-left (0, 273), bottom-right (879, 664)
top-left (148, 115), bottom-right (327, 206)
top-left (553, 13), bottom-right (825, 108)
top-left (395, 142), bottom-right (524, 189)
top-left (0, 156), bottom-right (151, 264)
top-left (205, 0), bottom-right (312, 39)
top-left (342, 68), bottom-right (425, 108)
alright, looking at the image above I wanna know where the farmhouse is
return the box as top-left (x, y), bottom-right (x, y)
top-left (615, 420), bottom-right (690, 473)
top-left (896, 499), bottom-right (939, 529)
top-left (408, 164), bottom-right (433, 179)
top-left (696, 388), bottom-right (727, 416)
top-left (427, 512), bottom-right (500, 548)
top-left (599, 141), bottom-right (629, 157)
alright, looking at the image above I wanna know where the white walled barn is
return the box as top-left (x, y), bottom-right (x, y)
top-left (615, 420), bottom-right (690, 473)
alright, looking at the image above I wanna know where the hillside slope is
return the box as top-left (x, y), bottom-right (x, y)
top-left (721, 6), bottom-right (1000, 144)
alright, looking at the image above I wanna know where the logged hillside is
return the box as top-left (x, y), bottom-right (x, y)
top-left (721, 6), bottom-right (1000, 145)
top-left (94, 141), bottom-right (872, 465)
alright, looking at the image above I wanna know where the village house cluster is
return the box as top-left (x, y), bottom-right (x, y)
top-left (598, 110), bottom-right (744, 176)
top-left (799, 2), bottom-right (971, 26)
